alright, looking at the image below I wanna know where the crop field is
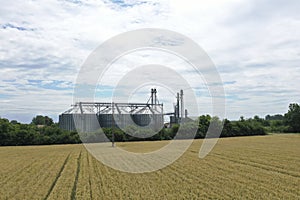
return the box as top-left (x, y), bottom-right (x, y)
top-left (0, 134), bottom-right (299, 199)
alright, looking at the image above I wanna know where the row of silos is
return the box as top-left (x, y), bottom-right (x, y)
top-left (59, 113), bottom-right (164, 133)
top-left (59, 89), bottom-right (166, 133)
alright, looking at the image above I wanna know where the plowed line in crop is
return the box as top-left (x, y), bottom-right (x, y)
top-left (222, 148), bottom-right (300, 163)
top-left (165, 163), bottom-right (233, 199)
top-left (0, 156), bottom-right (47, 185)
top-left (202, 156), bottom-right (286, 198)
top-left (91, 157), bottom-right (104, 197)
top-left (44, 154), bottom-right (70, 200)
top-left (209, 155), bottom-right (299, 199)
top-left (213, 153), bottom-right (300, 178)
top-left (86, 153), bottom-right (93, 200)
top-left (71, 151), bottom-right (82, 200)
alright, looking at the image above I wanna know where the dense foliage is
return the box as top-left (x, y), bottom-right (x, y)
top-left (31, 115), bottom-right (54, 126)
top-left (284, 103), bottom-right (300, 132)
top-left (0, 103), bottom-right (299, 145)
top-left (0, 116), bottom-right (80, 146)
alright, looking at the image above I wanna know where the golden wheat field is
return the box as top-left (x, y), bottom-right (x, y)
top-left (0, 134), bottom-right (299, 199)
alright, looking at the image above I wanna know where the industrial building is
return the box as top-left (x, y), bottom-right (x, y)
top-left (59, 88), bottom-right (188, 132)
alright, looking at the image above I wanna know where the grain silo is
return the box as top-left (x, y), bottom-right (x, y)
top-left (59, 89), bottom-right (164, 132)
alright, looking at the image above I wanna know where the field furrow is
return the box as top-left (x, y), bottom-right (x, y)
top-left (44, 154), bottom-right (71, 200)
top-left (47, 150), bottom-right (81, 200)
top-left (71, 151), bottom-right (82, 200)
top-left (74, 150), bottom-right (93, 199)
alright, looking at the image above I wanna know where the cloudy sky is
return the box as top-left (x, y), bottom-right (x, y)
top-left (0, 0), bottom-right (300, 123)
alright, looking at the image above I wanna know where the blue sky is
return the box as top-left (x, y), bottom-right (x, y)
top-left (0, 0), bottom-right (300, 123)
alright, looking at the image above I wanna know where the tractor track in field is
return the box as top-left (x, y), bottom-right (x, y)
top-left (93, 157), bottom-right (106, 197)
top-left (210, 153), bottom-right (300, 197)
top-left (202, 155), bottom-right (294, 198)
top-left (212, 153), bottom-right (300, 178)
top-left (221, 148), bottom-right (300, 164)
top-left (44, 153), bottom-right (70, 200)
top-left (71, 151), bottom-right (82, 200)
top-left (86, 153), bottom-right (93, 200)
top-left (0, 155), bottom-right (48, 186)
top-left (165, 163), bottom-right (234, 199)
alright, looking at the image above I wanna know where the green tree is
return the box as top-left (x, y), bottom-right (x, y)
top-left (221, 119), bottom-right (232, 137)
top-left (31, 115), bottom-right (54, 126)
top-left (239, 116), bottom-right (245, 122)
top-left (284, 103), bottom-right (300, 132)
top-left (197, 115), bottom-right (211, 138)
top-left (206, 116), bottom-right (223, 138)
top-left (265, 114), bottom-right (284, 121)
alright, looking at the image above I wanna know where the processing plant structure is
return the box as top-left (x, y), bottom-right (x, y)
top-left (59, 88), bottom-right (188, 132)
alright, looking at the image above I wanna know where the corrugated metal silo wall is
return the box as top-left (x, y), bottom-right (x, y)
top-left (98, 114), bottom-right (113, 128)
top-left (97, 114), bottom-right (163, 130)
top-left (152, 114), bottom-right (164, 130)
top-left (59, 114), bottom-right (100, 133)
top-left (72, 114), bottom-right (99, 133)
top-left (59, 114), bottom-right (75, 131)
top-left (131, 114), bottom-right (151, 126)
top-left (60, 113), bottom-right (164, 132)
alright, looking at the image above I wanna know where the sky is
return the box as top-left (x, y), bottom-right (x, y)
top-left (0, 0), bottom-right (300, 123)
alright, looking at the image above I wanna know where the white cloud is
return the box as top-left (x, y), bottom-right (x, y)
top-left (0, 0), bottom-right (299, 122)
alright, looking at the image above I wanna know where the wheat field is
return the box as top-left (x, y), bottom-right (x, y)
top-left (0, 134), bottom-right (299, 199)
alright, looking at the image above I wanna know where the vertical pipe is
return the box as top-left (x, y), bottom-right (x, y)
top-left (176, 92), bottom-right (180, 119)
top-left (180, 89), bottom-right (184, 119)
top-left (174, 105), bottom-right (177, 123)
top-left (151, 88), bottom-right (154, 106)
top-left (154, 88), bottom-right (157, 105)
top-left (79, 102), bottom-right (83, 114)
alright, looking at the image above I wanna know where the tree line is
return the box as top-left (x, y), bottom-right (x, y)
top-left (0, 116), bottom-right (80, 146)
top-left (0, 103), bottom-right (299, 145)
